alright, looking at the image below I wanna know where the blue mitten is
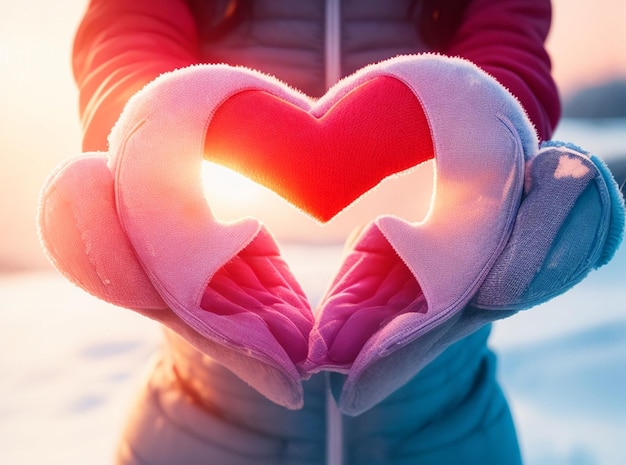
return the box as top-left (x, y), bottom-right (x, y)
top-left (472, 141), bottom-right (625, 310)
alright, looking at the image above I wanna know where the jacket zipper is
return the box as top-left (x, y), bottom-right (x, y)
top-left (325, 0), bottom-right (342, 90)
top-left (325, 2), bottom-right (343, 463)
top-left (326, 380), bottom-right (344, 465)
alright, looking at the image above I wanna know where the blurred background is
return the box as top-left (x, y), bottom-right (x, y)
top-left (1, 1), bottom-right (625, 465)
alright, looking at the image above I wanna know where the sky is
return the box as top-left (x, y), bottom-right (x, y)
top-left (548, 0), bottom-right (626, 93)
top-left (1, 0), bottom-right (626, 271)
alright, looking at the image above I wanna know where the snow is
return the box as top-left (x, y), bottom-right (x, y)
top-left (492, 243), bottom-right (626, 465)
top-left (0, 273), bottom-right (161, 464)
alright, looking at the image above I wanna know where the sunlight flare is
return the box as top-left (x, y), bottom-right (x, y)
top-left (202, 161), bottom-right (267, 211)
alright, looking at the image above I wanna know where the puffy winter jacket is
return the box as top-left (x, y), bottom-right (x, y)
top-left (73, 0), bottom-right (559, 152)
top-left (71, 1), bottom-right (560, 463)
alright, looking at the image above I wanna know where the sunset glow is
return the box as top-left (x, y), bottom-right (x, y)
top-left (202, 161), bottom-right (268, 213)
top-left (201, 159), bottom-right (434, 242)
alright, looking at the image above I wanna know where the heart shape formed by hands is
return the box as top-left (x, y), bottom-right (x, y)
top-left (39, 55), bottom-right (542, 413)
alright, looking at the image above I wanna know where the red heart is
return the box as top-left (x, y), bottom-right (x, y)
top-left (205, 76), bottom-right (434, 222)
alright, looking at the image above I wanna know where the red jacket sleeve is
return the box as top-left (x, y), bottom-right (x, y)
top-left (444, 0), bottom-right (561, 141)
top-left (73, 0), bottom-right (200, 151)
top-left (73, 0), bottom-right (559, 150)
